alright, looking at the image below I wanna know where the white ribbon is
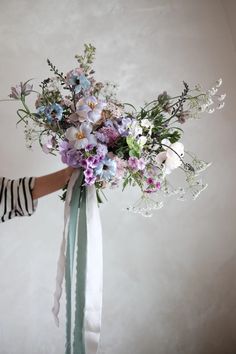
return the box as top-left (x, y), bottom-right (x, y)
top-left (84, 185), bottom-right (103, 354)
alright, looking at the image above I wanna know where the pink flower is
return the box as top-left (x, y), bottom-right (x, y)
top-left (128, 157), bottom-right (146, 171)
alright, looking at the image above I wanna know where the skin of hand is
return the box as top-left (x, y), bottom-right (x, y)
top-left (32, 167), bottom-right (75, 200)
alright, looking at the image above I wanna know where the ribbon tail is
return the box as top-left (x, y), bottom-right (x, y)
top-left (52, 169), bottom-right (80, 326)
top-left (73, 185), bottom-right (103, 354)
top-left (65, 173), bottom-right (83, 354)
top-left (84, 185), bottom-right (103, 354)
top-left (73, 187), bottom-right (87, 354)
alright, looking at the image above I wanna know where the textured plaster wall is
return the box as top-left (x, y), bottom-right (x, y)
top-left (0, 0), bottom-right (236, 353)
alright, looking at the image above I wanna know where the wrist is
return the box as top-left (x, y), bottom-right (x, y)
top-left (64, 167), bottom-right (75, 183)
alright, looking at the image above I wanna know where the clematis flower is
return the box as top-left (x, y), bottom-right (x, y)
top-left (156, 140), bottom-right (184, 175)
top-left (9, 81), bottom-right (33, 99)
top-left (66, 68), bottom-right (91, 93)
top-left (65, 122), bottom-right (97, 149)
top-left (95, 156), bottom-right (117, 181)
top-left (76, 95), bottom-right (106, 124)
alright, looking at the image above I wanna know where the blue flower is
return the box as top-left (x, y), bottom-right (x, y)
top-left (94, 156), bottom-right (117, 181)
top-left (43, 103), bottom-right (63, 122)
top-left (66, 68), bottom-right (91, 94)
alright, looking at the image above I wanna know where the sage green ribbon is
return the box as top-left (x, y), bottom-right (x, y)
top-left (65, 174), bottom-right (84, 354)
top-left (64, 176), bottom-right (102, 354)
top-left (73, 186), bottom-right (87, 354)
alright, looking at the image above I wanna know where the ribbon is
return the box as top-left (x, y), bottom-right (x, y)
top-left (52, 172), bottom-right (103, 354)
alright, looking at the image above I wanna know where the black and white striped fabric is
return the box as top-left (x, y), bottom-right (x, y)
top-left (0, 177), bottom-right (37, 222)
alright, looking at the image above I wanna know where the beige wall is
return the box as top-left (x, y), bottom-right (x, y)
top-left (0, 0), bottom-right (236, 353)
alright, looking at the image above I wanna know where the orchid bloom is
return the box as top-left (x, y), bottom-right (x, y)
top-left (65, 122), bottom-right (97, 149)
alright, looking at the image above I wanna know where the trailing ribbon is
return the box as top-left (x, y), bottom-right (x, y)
top-left (52, 171), bottom-right (103, 354)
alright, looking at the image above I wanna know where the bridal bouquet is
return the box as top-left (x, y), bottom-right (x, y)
top-left (6, 44), bottom-right (225, 354)
top-left (9, 44), bottom-right (225, 217)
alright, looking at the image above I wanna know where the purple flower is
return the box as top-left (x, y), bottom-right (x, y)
top-left (114, 117), bottom-right (133, 137)
top-left (66, 149), bottom-right (82, 167)
top-left (128, 157), bottom-right (146, 171)
top-left (84, 168), bottom-right (93, 178)
top-left (96, 144), bottom-right (108, 158)
top-left (147, 177), bottom-right (155, 185)
top-left (80, 159), bottom-right (88, 169)
top-left (85, 175), bottom-right (96, 185)
top-left (95, 126), bottom-right (119, 146)
top-left (86, 155), bottom-right (100, 168)
top-left (85, 144), bottom-right (94, 152)
top-left (84, 168), bottom-right (96, 185)
top-left (59, 140), bottom-right (82, 167)
top-left (9, 81), bottom-right (33, 100)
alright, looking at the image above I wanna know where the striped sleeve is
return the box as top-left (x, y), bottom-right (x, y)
top-left (0, 177), bottom-right (38, 223)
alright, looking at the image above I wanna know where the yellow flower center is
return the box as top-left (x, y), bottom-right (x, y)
top-left (88, 102), bottom-right (96, 109)
top-left (76, 131), bottom-right (85, 140)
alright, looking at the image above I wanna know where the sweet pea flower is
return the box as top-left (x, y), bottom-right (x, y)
top-left (65, 122), bottom-right (97, 149)
top-left (76, 96), bottom-right (106, 124)
top-left (42, 136), bottom-right (56, 154)
top-left (156, 140), bottom-right (184, 175)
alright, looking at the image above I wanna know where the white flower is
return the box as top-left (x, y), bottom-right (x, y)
top-left (218, 93), bottom-right (226, 101)
top-left (156, 141), bottom-right (184, 175)
top-left (161, 138), bottom-right (171, 149)
top-left (206, 98), bottom-right (214, 106)
top-left (130, 121), bottom-right (143, 137)
top-left (216, 78), bottom-right (223, 87)
top-left (141, 119), bottom-right (152, 128)
top-left (199, 104), bottom-right (207, 112)
top-left (138, 136), bottom-right (147, 147)
top-left (65, 122), bottom-right (97, 149)
top-left (208, 87), bottom-right (218, 96)
top-left (206, 107), bottom-right (215, 114)
top-left (217, 102), bottom-right (225, 110)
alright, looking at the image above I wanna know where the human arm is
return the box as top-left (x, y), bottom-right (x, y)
top-left (32, 167), bottom-right (74, 200)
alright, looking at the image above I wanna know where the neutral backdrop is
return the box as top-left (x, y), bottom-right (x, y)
top-left (0, 1), bottom-right (236, 353)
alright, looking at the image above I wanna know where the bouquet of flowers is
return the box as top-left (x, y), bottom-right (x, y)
top-left (9, 43), bottom-right (225, 217)
top-left (5, 44), bottom-right (225, 354)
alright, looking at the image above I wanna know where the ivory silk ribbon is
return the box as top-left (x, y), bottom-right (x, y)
top-left (52, 171), bottom-right (103, 354)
